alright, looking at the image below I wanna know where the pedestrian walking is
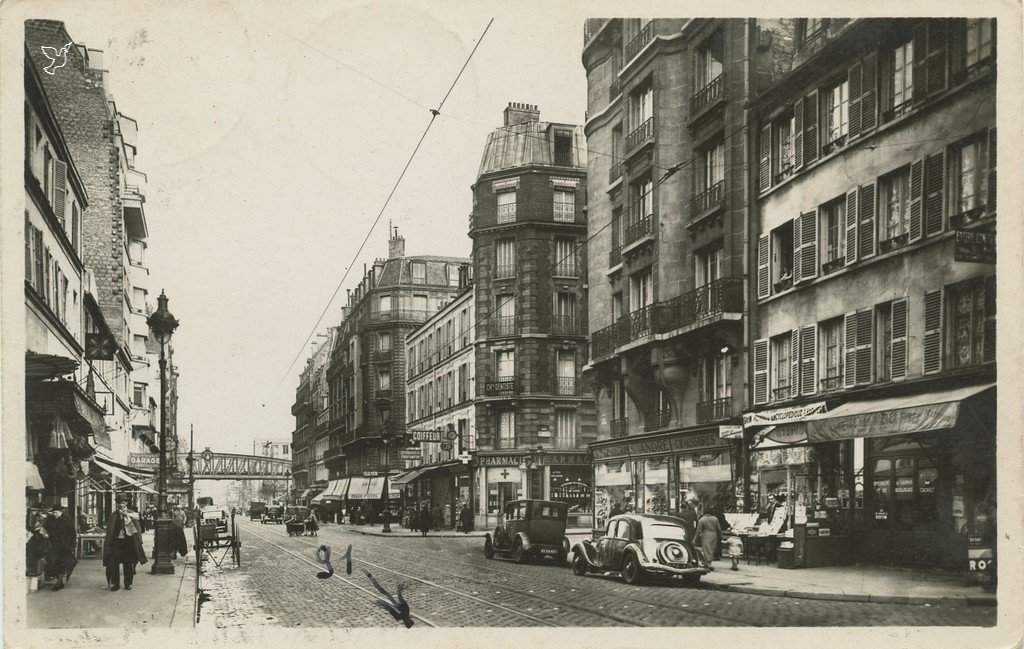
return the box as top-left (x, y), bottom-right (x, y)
top-left (459, 504), bottom-right (473, 534)
top-left (103, 494), bottom-right (148, 591)
top-left (419, 506), bottom-right (433, 537)
top-left (42, 505), bottom-right (77, 590)
top-left (725, 530), bottom-right (744, 571)
top-left (409, 506), bottom-right (419, 532)
top-left (609, 501), bottom-right (624, 518)
top-left (676, 501), bottom-right (698, 540)
top-left (432, 505), bottom-right (442, 532)
top-left (695, 510), bottom-right (722, 564)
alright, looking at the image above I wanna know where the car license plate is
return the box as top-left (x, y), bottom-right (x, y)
top-left (540, 549), bottom-right (557, 555)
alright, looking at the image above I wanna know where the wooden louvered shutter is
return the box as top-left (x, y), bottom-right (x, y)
top-left (790, 329), bottom-right (800, 398)
top-left (908, 158), bottom-right (925, 242)
top-left (925, 20), bottom-right (948, 97)
top-left (848, 61), bottom-right (864, 140)
top-left (858, 182), bottom-right (876, 259)
top-left (800, 324), bottom-right (817, 396)
top-left (43, 249), bottom-right (52, 306)
top-left (845, 189), bottom-right (858, 266)
top-left (792, 216), bottom-right (803, 282)
top-left (798, 210), bottom-right (818, 282)
top-left (912, 22), bottom-right (929, 101)
top-left (53, 160), bottom-right (67, 225)
top-left (843, 312), bottom-right (858, 388)
top-left (987, 128), bottom-right (996, 214)
top-left (756, 234), bottom-right (771, 299)
top-left (33, 228), bottom-right (44, 296)
top-left (752, 338), bottom-right (769, 405)
top-left (759, 123), bottom-right (772, 192)
top-left (923, 152), bottom-right (944, 237)
top-left (923, 290), bottom-right (943, 374)
top-left (25, 213), bottom-right (33, 282)
top-left (890, 297), bottom-right (909, 380)
top-left (802, 92), bottom-right (819, 165)
top-left (860, 52), bottom-right (878, 134)
top-left (793, 101), bottom-right (805, 170)
top-left (983, 275), bottom-right (996, 362)
top-left (855, 309), bottom-right (873, 386)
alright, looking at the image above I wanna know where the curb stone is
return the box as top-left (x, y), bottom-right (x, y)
top-left (707, 581), bottom-right (995, 606)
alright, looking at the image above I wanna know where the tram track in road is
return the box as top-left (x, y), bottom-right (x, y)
top-left (246, 521), bottom-right (750, 627)
top-left (244, 524), bottom-right (573, 627)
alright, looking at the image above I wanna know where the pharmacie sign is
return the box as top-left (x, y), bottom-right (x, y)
top-left (591, 431), bottom-right (724, 461)
top-left (476, 452), bottom-right (589, 467)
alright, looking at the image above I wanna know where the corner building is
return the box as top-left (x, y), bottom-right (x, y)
top-left (470, 104), bottom-right (596, 529)
top-left (746, 18), bottom-right (996, 569)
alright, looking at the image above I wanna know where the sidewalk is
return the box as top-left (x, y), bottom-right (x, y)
top-left (334, 522), bottom-right (594, 538)
top-left (25, 530), bottom-right (196, 629)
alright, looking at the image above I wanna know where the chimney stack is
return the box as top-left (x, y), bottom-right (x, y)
top-left (389, 226), bottom-right (406, 258)
top-left (503, 102), bottom-right (540, 127)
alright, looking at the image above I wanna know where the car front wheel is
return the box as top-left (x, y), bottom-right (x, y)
top-left (571, 551), bottom-right (589, 576)
top-left (512, 539), bottom-right (528, 564)
top-left (622, 553), bottom-right (644, 585)
top-left (483, 537), bottom-right (495, 559)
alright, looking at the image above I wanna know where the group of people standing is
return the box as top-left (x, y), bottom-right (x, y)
top-left (405, 503), bottom-right (473, 536)
top-left (26, 503), bottom-right (78, 591)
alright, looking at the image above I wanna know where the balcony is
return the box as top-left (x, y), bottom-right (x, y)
top-left (608, 160), bottom-right (623, 185)
top-left (624, 21), bottom-right (654, 63)
top-left (553, 201), bottom-right (576, 223)
top-left (689, 74), bottom-right (726, 121)
top-left (554, 376), bottom-right (580, 396)
top-left (551, 314), bottom-right (583, 336)
top-left (549, 437), bottom-right (579, 449)
top-left (374, 387), bottom-right (393, 402)
top-left (626, 304), bottom-right (655, 343)
top-left (494, 264), bottom-right (516, 280)
top-left (484, 378), bottom-right (518, 398)
top-left (654, 278), bottom-right (743, 332)
top-left (495, 437), bottom-right (516, 449)
top-left (609, 418), bottom-right (628, 438)
top-left (608, 246), bottom-right (622, 269)
top-left (623, 215), bottom-right (653, 247)
top-left (489, 315), bottom-right (519, 337)
top-left (879, 233), bottom-right (909, 254)
top-left (625, 117), bottom-right (655, 155)
top-left (690, 179), bottom-right (725, 223)
top-left (554, 150), bottom-right (574, 167)
top-left (497, 203), bottom-right (517, 224)
top-left (324, 445), bottom-right (345, 461)
top-left (367, 309), bottom-right (432, 324)
top-left (696, 397), bottom-right (731, 424)
top-left (553, 261), bottom-right (580, 278)
top-left (373, 349), bottom-right (392, 361)
top-left (609, 77), bottom-right (622, 102)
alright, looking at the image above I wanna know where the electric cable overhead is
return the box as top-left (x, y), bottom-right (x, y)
top-left (273, 18), bottom-right (494, 393)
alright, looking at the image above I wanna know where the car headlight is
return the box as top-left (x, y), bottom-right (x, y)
top-left (656, 541), bottom-right (689, 565)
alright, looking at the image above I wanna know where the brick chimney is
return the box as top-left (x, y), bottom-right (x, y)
top-left (388, 227), bottom-right (406, 258)
top-left (503, 102), bottom-right (540, 126)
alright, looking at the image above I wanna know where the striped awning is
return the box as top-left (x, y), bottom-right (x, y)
top-left (313, 478), bottom-right (350, 503)
top-left (93, 457), bottom-right (157, 494)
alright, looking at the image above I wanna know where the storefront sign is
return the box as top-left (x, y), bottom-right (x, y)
top-left (592, 431), bottom-right (723, 460)
top-left (718, 425), bottom-right (743, 439)
top-left (807, 402), bottom-right (960, 441)
top-left (399, 449), bottom-right (422, 461)
top-left (955, 230), bottom-right (996, 263)
top-left (743, 402), bottom-right (828, 427)
top-left (752, 446), bottom-right (810, 468)
top-left (128, 453), bottom-right (160, 468)
top-left (763, 425), bottom-right (808, 445)
top-left (410, 429), bottom-right (443, 443)
top-left (476, 453), bottom-right (589, 467)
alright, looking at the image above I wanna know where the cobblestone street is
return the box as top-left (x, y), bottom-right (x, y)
top-left (193, 520), bottom-right (997, 628)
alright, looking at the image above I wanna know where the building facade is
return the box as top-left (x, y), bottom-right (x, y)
top-left (470, 104), bottom-right (596, 529)
top-left (291, 329), bottom-right (335, 502)
top-left (746, 17), bottom-right (997, 569)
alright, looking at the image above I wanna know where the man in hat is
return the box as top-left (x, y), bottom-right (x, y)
top-left (43, 504), bottom-right (77, 590)
top-left (103, 494), bottom-right (147, 591)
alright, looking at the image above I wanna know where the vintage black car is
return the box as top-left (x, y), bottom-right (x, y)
top-left (249, 501), bottom-right (267, 521)
top-left (261, 504), bottom-right (284, 524)
top-left (484, 500), bottom-right (571, 564)
top-left (571, 514), bottom-right (711, 586)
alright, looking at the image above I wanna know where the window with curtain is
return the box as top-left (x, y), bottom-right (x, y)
top-left (890, 40), bottom-right (914, 112)
top-left (952, 134), bottom-right (988, 214)
top-left (497, 410), bottom-right (516, 449)
top-left (880, 166), bottom-right (911, 242)
top-left (824, 79), bottom-right (850, 146)
top-left (553, 189), bottom-right (575, 222)
top-left (495, 239), bottom-right (515, 278)
top-left (555, 409), bottom-right (576, 447)
top-left (496, 350), bottom-right (515, 379)
top-left (496, 191), bottom-right (517, 223)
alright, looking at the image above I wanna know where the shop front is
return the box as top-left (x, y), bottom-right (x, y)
top-left (474, 450), bottom-right (591, 530)
top-left (590, 427), bottom-right (738, 532)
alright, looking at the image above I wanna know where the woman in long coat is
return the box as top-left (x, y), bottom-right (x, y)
top-left (418, 506), bottom-right (433, 537)
top-left (695, 511), bottom-right (723, 564)
top-left (43, 506), bottom-right (77, 590)
top-left (103, 495), bottom-right (148, 591)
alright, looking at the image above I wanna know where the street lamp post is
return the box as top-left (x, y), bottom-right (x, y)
top-left (382, 418), bottom-right (394, 533)
top-left (147, 290), bottom-right (179, 575)
top-left (187, 423), bottom-right (195, 522)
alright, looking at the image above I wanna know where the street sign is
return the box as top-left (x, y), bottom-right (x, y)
top-left (440, 442), bottom-right (453, 451)
top-left (410, 429), bottom-right (443, 443)
top-left (955, 230), bottom-right (996, 263)
top-left (457, 453), bottom-right (472, 465)
top-left (399, 449), bottom-right (422, 460)
top-left (363, 471), bottom-right (379, 477)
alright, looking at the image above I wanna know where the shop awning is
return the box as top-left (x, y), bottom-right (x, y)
top-left (347, 476), bottom-right (385, 500)
top-left (313, 478), bottom-right (350, 503)
top-left (93, 456), bottom-right (157, 494)
top-left (26, 461), bottom-right (44, 490)
top-left (804, 383), bottom-right (995, 442)
top-left (391, 468), bottom-right (426, 486)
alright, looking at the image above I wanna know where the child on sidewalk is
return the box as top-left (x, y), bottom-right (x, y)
top-left (725, 531), bottom-right (744, 571)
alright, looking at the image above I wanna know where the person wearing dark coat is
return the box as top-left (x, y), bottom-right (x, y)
top-left (676, 502), bottom-right (698, 540)
top-left (432, 505), bottom-right (442, 532)
top-left (609, 502), bottom-right (624, 518)
top-left (43, 505), bottom-right (77, 590)
top-left (103, 494), bottom-right (148, 591)
top-left (459, 504), bottom-right (473, 534)
top-left (418, 506), bottom-right (433, 537)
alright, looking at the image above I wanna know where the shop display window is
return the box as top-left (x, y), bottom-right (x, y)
top-left (644, 458), bottom-right (670, 515)
top-left (679, 449), bottom-right (734, 514)
top-left (594, 460), bottom-right (633, 529)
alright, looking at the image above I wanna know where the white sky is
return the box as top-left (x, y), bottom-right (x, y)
top-left (50, 1), bottom-right (591, 470)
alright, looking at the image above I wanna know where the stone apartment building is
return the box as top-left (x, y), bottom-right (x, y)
top-left (470, 104), bottom-right (596, 529)
top-left (290, 329), bottom-right (335, 502)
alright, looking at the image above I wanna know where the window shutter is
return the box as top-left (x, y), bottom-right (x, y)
top-left (923, 151), bottom-right (944, 237)
top-left (794, 101), bottom-right (805, 170)
top-left (800, 324), bottom-right (817, 396)
top-left (858, 182), bottom-right (876, 259)
top-left (908, 158), bottom-right (925, 242)
top-left (798, 210), bottom-right (818, 282)
top-left (855, 309), bottom-right (873, 385)
top-left (802, 92), bottom-right (819, 165)
top-left (752, 338), bottom-right (769, 405)
top-left (912, 21), bottom-right (929, 102)
top-left (987, 128), bottom-right (996, 214)
top-left (33, 228), bottom-right (44, 296)
top-left (925, 20), bottom-right (948, 97)
top-left (25, 214), bottom-right (33, 282)
top-left (756, 234), bottom-right (770, 299)
top-left (790, 328), bottom-right (800, 398)
top-left (844, 189), bottom-right (859, 266)
top-left (848, 61), bottom-right (864, 139)
top-left (860, 52), bottom-right (878, 133)
top-left (983, 275), bottom-right (996, 362)
top-left (843, 312), bottom-right (858, 388)
top-left (759, 123), bottom-right (772, 192)
top-left (43, 249), bottom-right (52, 306)
top-left (792, 215), bottom-right (803, 282)
top-left (890, 297), bottom-right (909, 380)
top-left (53, 160), bottom-right (67, 224)
top-left (923, 289), bottom-right (943, 374)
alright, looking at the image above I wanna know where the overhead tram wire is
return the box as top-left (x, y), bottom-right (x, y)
top-left (273, 18), bottom-right (494, 394)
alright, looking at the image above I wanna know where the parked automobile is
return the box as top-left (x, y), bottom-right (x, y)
top-left (262, 504), bottom-right (284, 524)
top-left (483, 500), bottom-right (570, 565)
top-left (249, 501), bottom-right (267, 521)
top-left (199, 505), bottom-right (229, 535)
top-left (571, 514), bottom-right (711, 586)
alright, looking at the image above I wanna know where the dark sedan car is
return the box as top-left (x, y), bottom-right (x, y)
top-left (484, 500), bottom-right (571, 564)
top-left (571, 514), bottom-right (711, 586)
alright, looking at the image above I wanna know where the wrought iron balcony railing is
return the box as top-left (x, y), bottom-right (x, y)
top-left (624, 21), bottom-right (654, 62)
top-left (555, 377), bottom-right (579, 396)
top-left (496, 203), bottom-right (517, 224)
top-left (696, 397), bottom-right (732, 424)
top-left (609, 417), bottom-right (628, 438)
top-left (367, 309), bottom-right (432, 324)
top-left (553, 201), bottom-right (576, 222)
top-left (623, 215), bottom-right (653, 247)
top-left (551, 314), bottom-right (583, 335)
top-left (654, 277), bottom-right (743, 332)
top-left (690, 74), bottom-right (726, 118)
top-left (627, 304), bottom-right (655, 342)
top-left (609, 77), bottom-right (622, 101)
top-left (690, 179), bottom-right (725, 220)
top-left (625, 117), bottom-right (655, 153)
top-left (494, 264), bottom-right (516, 279)
top-left (608, 160), bottom-right (623, 185)
top-left (549, 437), bottom-right (579, 449)
top-left (488, 315), bottom-right (519, 337)
top-left (553, 261), bottom-right (580, 278)
top-left (608, 245), bottom-right (622, 268)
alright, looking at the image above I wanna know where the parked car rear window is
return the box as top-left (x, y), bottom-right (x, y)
top-left (648, 523), bottom-right (687, 541)
top-left (536, 504), bottom-right (566, 519)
